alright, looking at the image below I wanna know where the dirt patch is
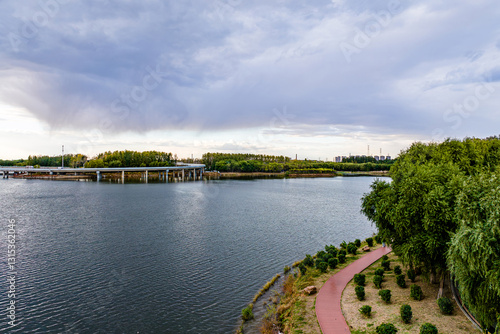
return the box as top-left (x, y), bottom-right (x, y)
top-left (341, 253), bottom-right (478, 334)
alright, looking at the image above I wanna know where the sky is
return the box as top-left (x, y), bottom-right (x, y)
top-left (0, 0), bottom-right (499, 160)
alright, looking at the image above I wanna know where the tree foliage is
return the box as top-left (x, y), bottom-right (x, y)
top-left (85, 150), bottom-right (174, 168)
top-left (447, 173), bottom-right (500, 329)
top-left (362, 137), bottom-right (500, 330)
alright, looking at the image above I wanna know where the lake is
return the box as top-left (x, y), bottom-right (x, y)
top-left (0, 176), bottom-right (378, 333)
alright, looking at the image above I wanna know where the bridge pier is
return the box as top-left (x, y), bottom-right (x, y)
top-left (96, 171), bottom-right (102, 181)
top-left (182, 169), bottom-right (185, 181)
top-left (166, 170), bottom-right (169, 183)
top-left (122, 171), bottom-right (125, 182)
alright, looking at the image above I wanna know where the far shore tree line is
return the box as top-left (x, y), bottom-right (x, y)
top-left (201, 152), bottom-right (395, 173)
top-left (2, 150), bottom-right (395, 172)
top-left (361, 136), bottom-right (500, 332)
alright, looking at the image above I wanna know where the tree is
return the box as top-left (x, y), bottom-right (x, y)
top-left (447, 173), bottom-right (500, 330)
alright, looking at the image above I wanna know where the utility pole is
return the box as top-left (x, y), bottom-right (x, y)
top-left (62, 145), bottom-right (64, 168)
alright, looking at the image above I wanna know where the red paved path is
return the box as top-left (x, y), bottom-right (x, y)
top-left (316, 246), bottom-right (392, 334)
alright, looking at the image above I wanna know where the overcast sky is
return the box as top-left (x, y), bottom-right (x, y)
top-left (1, 0), bottom-right (499, 160)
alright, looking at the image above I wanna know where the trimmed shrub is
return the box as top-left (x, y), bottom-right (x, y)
top-left (347, 243), bottom-right (357, 255)
top-left (410, 284), bottom-right (423, 301)
top-left (396, 275), bottom-right (406, 288)
top-left (394, 265), bottom-right (402, 275)
top-left (374, 235), bottom-right (382, 244)
top-left (420, 323), bottom-right (438, 334)
top-left (338, 253), bottom-right (346, 263)
top-left (328, 257), bottom-right (338, 269)
top-left (303, 254), bottom-right (314, 267)
top-left (241, 305), bottom-right (254, 321)
top-left (375, 268), bottom-right (385, 277)
top-left (340, 241), bottom-right (347, 249)
top-left (373, 275), bottom-right (383, 289)
top-left (323, 253), bottom-right (332, 263)
top-left (339, 249), bottom-right (347, 256)
top-left (316, 250), bottom-right (326, 259)
top-left (381, 255), bottom-right (389, 261)
top-left (354, 239), bottom-right (361, 247)
top-left (366, 237), bottom-right (374, 247)
top-left (355, 286), bottom-right (365, 301)
top-left (317, 261), bottom-right (328, 273)
top-left (325, 244), bottom-right (336, 254)
top-left (326, 246), bottom-right (338, 257)
top-left (379, 289), bottom-right (391, 303)
top-left (298, 263), bottom-right (307, 275)
top-left (376, 323), bottom-right (398, 334)
top-left (407, 268), bottom-right (416, 282)
top-left (400, 304), bottom-right (412, 323)
top-left (437, 297), bottom-right (453, 315)
top-left (381, 260), bottom-right (391, 271)
top-left (354, 274), bottom-right (366, 286)
top-left (359, 305), bottom-right (372, 317)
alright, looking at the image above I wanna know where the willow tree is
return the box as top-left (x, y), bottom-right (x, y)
top-left (447, 173), bottom-right (500, 331)
top-left (362, 159), bottom-right (463, 282)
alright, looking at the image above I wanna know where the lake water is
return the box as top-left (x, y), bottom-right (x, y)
top-left (0, 177), bottom-right (378, 333)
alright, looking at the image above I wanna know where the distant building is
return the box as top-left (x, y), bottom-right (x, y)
top-left (374, 156), bottom-right (380, 161)
top-left (335, 156), bottom-right (342, 162)
top-left (386, 156), bottom-right (392, 160)
top-left (380, 156), bottom-right (385, 161)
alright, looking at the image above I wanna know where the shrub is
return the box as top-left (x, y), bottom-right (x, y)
top-left (381, 260), bottom-right (391, 271)
top-left (340, 241), bottom-right (347, 249)
top-left (366, 237), bottom-right (374, 247)
top-left (407, 268), bottom-right (416, 282)
top-left (394, 265), bottom-right (402, 275)
top-left (283, 265), bottom-right (291, 274)
top-left (338, 253), bottom-right (346, 263)
top-left (376, 323), bottom-right (398, 334)
top-left (373, 275), bottom-right (383, 289)
top-left (323, 253), bottom-right (332, 263)
top-left (400, 304), bottom-right (412, 323)
top-left (374, 235), bottom-right (382, 244)
top-left (328, 257), bottom-right (338, 269)
top-left (338, 249), bottom-right (346, 257)
top-left (396, 275), bottom-right (406, 288)
top-left (316, 250), bottom-right (326, 259)
top-left (354, 274), bottom-right (366, 286)
top-left (375, 268), bottom-right (385, 276)
top-left (359, 305), bottom-right (372, 317)
top-left (355, 286), bottom-right (365, 301)
top-left (347, 243), bottom-right (357, 255)
top-left (317, 261), bottom-right (328, 273)
top-left (298, 263), bottom-right (307, 275)
top-left (354, 239), bottom-right (361, 247)
top-left (420, 323), bottom-right (438, 334)
top-left (241, 305), bottom-right (254, 321)
top-left (437, 297), bottom-right (453, 315)
top-left (382, 255), bottom-right (389, 261)
top-left (303, 254), bottom-right (314, 267)
top-left (410, 284), bottom-right (423, 300)
top-left (325, 244), bottom-right (336, 253)
top-left (326, 246), bottom-right (338, 257)
top-left (379, 289), bottom-right (391, 303)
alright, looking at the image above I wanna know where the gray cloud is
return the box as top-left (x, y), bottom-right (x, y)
top-left (1, 0), bottom-right (499, 140)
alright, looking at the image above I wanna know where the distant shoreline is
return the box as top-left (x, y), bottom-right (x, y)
top-left (207, 170), bottom-right (390, 179)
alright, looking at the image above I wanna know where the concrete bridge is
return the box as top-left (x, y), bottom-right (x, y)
top-left (0, 164), bottom-right (205, 183)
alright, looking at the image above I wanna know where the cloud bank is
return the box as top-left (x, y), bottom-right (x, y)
top-left (1, 0), bottom-right (499, 141)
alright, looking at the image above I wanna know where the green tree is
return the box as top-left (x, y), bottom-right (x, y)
top-left (447, 173), bottom-right (500, 330)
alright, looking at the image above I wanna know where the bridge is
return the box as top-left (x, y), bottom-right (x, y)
top-left (0, 164), bottom-right (205, 182)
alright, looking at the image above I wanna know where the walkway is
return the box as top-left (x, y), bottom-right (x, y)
top-left (316, 246), bottom-right (392, 334)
